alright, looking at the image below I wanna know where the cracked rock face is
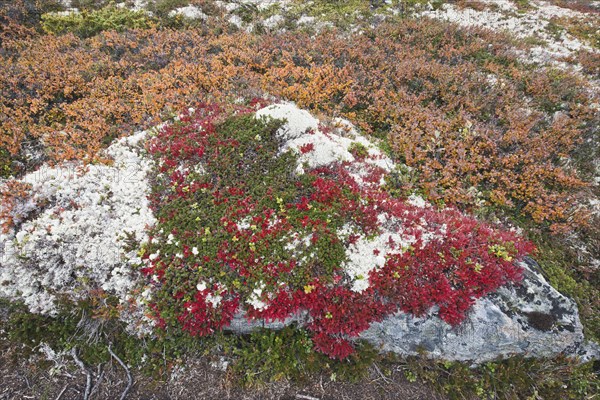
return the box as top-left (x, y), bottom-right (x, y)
top-left (229, 258), bottom-right (595, 363)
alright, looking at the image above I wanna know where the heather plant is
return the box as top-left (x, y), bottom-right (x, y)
top-left (0, 0), bottom-right (64, 30)
top-left (2, 19), bottom-right (596, 235)
top-left (256, 25), bottom-right (597, 233)
top-left (576, 50), bottom-right (600, 77)
top-left (547, 0), bottom-right (600, 14)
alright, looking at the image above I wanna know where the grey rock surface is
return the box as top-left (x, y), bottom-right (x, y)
top-left (228, 310), bottom-right (309, 334)
top-left (360, 258), bottom-right (587, 362)
top-left (227, 258), bottom-right (598, 363)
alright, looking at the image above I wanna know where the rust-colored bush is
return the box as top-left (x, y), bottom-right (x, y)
top-left (548, 0), bottom-right (600, 14)
top-left (0, 180), bottom-right (33, 233)
top-left (0, 17), bottom-right (597, 234)
top-left (577, 50), bottom-right (600, 77)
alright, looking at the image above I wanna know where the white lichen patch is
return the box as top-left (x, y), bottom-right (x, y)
top-left (228, 14), bottom-right (244, 29)
top-left (0, 131), bottom-right (155, 317)
top-left (197, 281), bottom-right (208, 292)
top-left (255, 102), bottom-right (441, 293)
top-left (256, 102), bottom-right (320, 141)
top-left (342, 227), bottom-right (414, 293)
top-left (256, 102), bottom-right (393, 176)
top-left (420, 0), bottom-right (598, 65)
top-left (263, 14), bottom-right (284, 29)
top-left (206, 292), bottom-right (223, 307)
top-left (168, 5), bottom-right (207, 20)
top-left (407, 194), bottom-right (427, 208)
top-left (246, 281), bottom-right (268, 311)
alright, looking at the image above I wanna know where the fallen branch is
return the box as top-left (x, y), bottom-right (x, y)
top-left (296, 395), bottom-right (320, 400)
top-left (108, 345), bottom-right (133, 400)
top-left (372, 362), bottom-right (392, 383)
top-left (55, 384), bottom-right (68, 400)
top-left (89, 363), bottom-right (105, 399)
top-left (70, 347), bottom-right (92, 400)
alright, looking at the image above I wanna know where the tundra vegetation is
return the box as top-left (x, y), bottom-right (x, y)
top-left (0, 0), bottom-right (598, 398)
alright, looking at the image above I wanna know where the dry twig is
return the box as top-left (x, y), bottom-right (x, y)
top-left (89, 363), bottom-right (105, 399)
top-left (55, 384), bottom-right (68, 400)
top-left (70, 347), bottom-right (92, 400)
top-left (296, 395), bottom-right (320, 400)
top-left (108, 345), bottom-right (133, 400)
top-left (372, 362), bottom-right (392, 383)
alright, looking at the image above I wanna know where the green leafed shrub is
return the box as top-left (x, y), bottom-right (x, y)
top-left (229, 326), bottom-right (378, 386)
top-left (0, 148), bottom-right (12, 178)
top-left (41, 4), bottom-right (156, 38)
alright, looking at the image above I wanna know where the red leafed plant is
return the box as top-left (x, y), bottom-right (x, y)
top-left (140, 102), bottom-right (534, 359)
top-left (299, 143), bottom-right (315, 154)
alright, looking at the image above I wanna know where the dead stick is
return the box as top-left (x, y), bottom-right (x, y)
top-left (89, 363), bottom-right (105, 399)
top-left (55, 384), bottom-right (68, 400)
top-left (296, 395), bottom-right (320, 400)
top-left (70, 347), bottom-right (92, 400)
top-left (108, 346), bottom-right (133, 400)
top-left (372, 362), bottom-right (392, 383)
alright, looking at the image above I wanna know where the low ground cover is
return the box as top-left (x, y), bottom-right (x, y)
top-left (2, 5), bottom-right (597, 338)
top-left (0, 0), bottom-right (598, 398)
top-left (140, 102), bottom-right (533, 359)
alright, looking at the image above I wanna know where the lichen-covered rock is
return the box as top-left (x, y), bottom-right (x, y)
top-left (228, 104), bottom-right (594, 362)
top-left (359, 257), bottom-right (592, 362)
top-left (0, 101), bottom-right (595, 362)
top-left (228, 257), bottom-right (596, 362)
top-left (0, 131), bottom-right (155, 320)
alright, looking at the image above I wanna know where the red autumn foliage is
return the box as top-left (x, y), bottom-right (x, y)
top-left (141, 103), bottom-right (534, 358)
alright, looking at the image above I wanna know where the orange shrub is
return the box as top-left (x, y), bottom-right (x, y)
top-left (0, 17), bottom-right (597, 234)
top-left (0, 180), bottom-right (34, 233)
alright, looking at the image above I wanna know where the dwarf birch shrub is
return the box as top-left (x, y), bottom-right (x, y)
top-left (0, 10), bottom-right (596, 282)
